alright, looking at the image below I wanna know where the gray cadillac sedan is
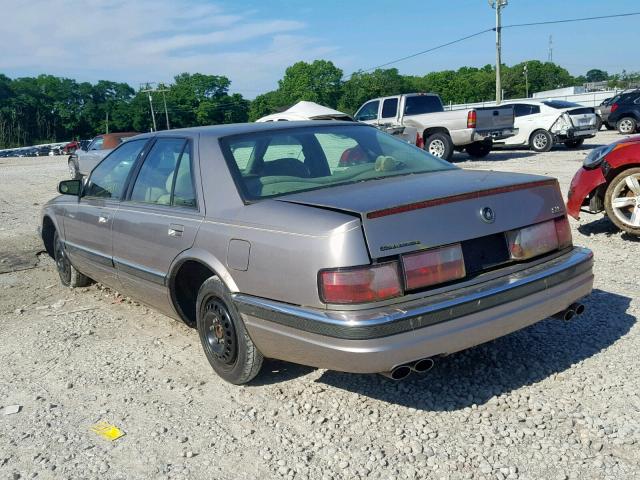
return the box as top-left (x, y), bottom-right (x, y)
top-left (40, 122), bottom-right (594, 384)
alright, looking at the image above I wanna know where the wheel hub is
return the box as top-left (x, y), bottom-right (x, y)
top-left (203, 299), bottom-right (237, 365)
top-left (428, 139), bottom-right (445, 157)
top-left (611, 173), bottom-right (640, 228)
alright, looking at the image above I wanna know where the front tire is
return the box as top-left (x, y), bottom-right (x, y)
top-left (529, 129), bottom-right (553, 152)
top-left (564, 138), bottom-right (584, 149)
top-left (196, 276), bottom-right (263, 384)
top-left (465, 141), bottom-right (492, 158)
top-left (604, 168), bottom-right (640, 236)
top-left (68, 158), bottom-right (81, 180)
top-left (53, 231), bottom-right (92, 287)
top-left (424, 132), bottom-right (454, 161)
top-left (617, 117), bottom-right (637, 135)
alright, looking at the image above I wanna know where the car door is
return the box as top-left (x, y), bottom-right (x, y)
top-left (77, 137), bottom-right (105, 175)
top-left (111, 137), bottom-right (203, 315)
top-left (354, 100), bottom-right (381, 125)
top-left (508, 104), bottom-right (540, 145)
top-left (63, 139), bottom-right (149, 288)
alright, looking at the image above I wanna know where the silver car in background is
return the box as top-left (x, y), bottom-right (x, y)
top-left (41, 122), bottom-right (593, 384)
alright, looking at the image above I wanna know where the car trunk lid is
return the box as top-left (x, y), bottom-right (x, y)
top-left (278, 169), bottom-right (564, 259)
top-left (567, 107), bottom-right (597, 129)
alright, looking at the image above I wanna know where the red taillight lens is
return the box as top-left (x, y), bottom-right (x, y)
top-left (611, 103), bottom-right (619, 113)
top-left (319, 262), bottom-right (402, 304)
top-left (506, 217), bottom-right (572, 260)
top-left (402, 244), bottom-right (466, 290)
top-left (467, 110), bottom-right (477, 129)
top-left (416, 132), bottom-right (424, 149)
top-left (554, 216), bottom-right (573, 249)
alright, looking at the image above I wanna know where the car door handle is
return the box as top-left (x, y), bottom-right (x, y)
top-left (98, 216), bottom-right (109, 224)
top-left (168, 224), bottom-right (184, 237)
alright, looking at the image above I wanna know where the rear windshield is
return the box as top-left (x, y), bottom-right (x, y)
top-left (404, 95), bottom-right (443, 115)
top-left (542, 100), bottom-right (581, 109)
top-left (219, 125), bottom-right (455, 201)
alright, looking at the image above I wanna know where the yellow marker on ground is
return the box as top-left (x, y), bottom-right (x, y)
top-left (90, 421), bottom-right (125, 441)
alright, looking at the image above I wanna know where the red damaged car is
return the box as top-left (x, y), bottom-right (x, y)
top-left (567, 135), bottom-right (640, 236)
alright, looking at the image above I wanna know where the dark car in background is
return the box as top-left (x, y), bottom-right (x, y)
top-left (606, 89), bottom-right (640, 134)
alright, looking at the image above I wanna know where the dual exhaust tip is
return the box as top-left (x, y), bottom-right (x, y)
top-left (380, 357), bottom-right (435, 381)
top-left (553, 302), bottom-right (586, 322)
top-left (381, 302), bottom-right (586, 381)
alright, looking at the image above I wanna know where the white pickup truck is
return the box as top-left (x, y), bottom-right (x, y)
top-left (354, 93), bottom-right (517, 160)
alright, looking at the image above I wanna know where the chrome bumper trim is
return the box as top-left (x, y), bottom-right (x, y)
top-left (234, 247), bottom-right (593, 340)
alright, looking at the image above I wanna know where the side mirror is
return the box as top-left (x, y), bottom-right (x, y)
top-left (58, 180), bottom-right (81, 196)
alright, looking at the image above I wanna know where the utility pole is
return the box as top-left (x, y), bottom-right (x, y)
top-left (141, 83), bottom-right (157, 132)
top-left (548, 35), bottom-right (553, 63)
top-left (489, 0), bottom-right (508, 104)
top-left (105, 111), bottom-right (109, 134)
top-left (157, 83), bottom-right (171, 130)
top-left (523, 63), bottom-right (529, 98)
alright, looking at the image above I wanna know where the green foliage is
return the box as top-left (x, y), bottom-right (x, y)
top-left (0, 59), bottom-right (631, 148)
top-left (586, 69), bottom-right (609, 83)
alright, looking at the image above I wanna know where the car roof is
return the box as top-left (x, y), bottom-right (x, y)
top-left (132, 120), bottom-right (365, 140)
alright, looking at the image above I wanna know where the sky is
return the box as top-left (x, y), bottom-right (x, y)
top-left (1, 0), bottom-right (638, 98)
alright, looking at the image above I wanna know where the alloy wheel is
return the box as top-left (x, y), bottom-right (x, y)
top-left (610, 172), bottom-right (640, 228)
top-left (428, 139), bottom-right (446, 158)
top-left (619, 119), bottom-right (635, 134)
top-left (533, 133), bottom-right (548, 150)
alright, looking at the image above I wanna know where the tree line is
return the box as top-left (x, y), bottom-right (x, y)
top-left (1, 61), bottom-right (637, 148)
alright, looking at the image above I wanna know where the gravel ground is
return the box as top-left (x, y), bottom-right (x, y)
top-left (0, 130), bottom-right (639, 480)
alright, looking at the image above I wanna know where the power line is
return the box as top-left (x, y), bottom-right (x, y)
top-left (343, 28), bottom-right (494, 79)
top-left (502, 11), bottom-right (640, 29)
top-left (344, 11), bottom-right (640, 79)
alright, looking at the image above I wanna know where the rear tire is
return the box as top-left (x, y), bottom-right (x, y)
top-left (424, 132), bottom-right (454, 161)
top-left (196, 276), bottom-right (263, 384)
top-left (617, 117), bottom-right (637, 135)
top-left (53, 231), bottom-right (92, 287)
top-left (564, 138), bottom-right (585, 149)
top-left (529, 129), bottom-right (553, 152)
top-left (604, 167), bottom-right (640, 236)
top-left (465, 141), bottom-right (492, 158)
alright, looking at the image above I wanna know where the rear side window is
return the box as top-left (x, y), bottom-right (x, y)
top-left (89, 138), bottom-right (104, 151)
top-left (354, 101), bottom-right (379, 121)
top-left (84, 139), bottom-right (147, 199)
top-left (381, 98), bottom-right (399, 119)
top-left (514, 104), bottom-right (540, 117)
top-left (130, 138), bottom-right (196, 208)
top-left (404, 96), bottom-right (443, 115)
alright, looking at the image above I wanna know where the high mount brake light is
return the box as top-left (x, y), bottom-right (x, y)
top-left (319, 262), bottom-right (402, 304)
top-left (402, 244), bottom-right (466, 290)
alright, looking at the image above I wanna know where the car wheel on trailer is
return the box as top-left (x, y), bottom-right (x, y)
top-left (196, 276), bottom-right (264, 384)
top-left (465, 141), bottom-right (492, 158)
top-left (53, 231), bottom-right (92, 287)
top-left (424, 132), bottom-right (454, 161)
top-left (604, 167), bottom-right (640, 236)
top-left (564, 138), bottom-right (584, 149)
top-left (617, 117), bottom-right (637, 135)
top-left (529, 129), bottom-right (553, 152)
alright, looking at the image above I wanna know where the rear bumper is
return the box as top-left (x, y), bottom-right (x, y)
top-left (557, 127), bottom-right (597, 141)
top-left (450, 128), bottom-right (517, 146)
top-left (235, 247), bottom-right (594, 373)
top-left (566, 167), bottom-right (607, 219)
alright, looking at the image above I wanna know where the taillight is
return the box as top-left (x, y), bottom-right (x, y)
top-left (467, 110), bottom-right (477, 129)
top-left (402, 243), bottom-right (466, 290)
top-left (554, 216), bottom-right (573, 249)
top-left (416, 132), bottom-right (424, 149)
top-left (506, 217), bottom-right (572, 260)
top-left (319, 262), bottom-right (402, 304)
top-left (611, 103), bottom-right (619, 113)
